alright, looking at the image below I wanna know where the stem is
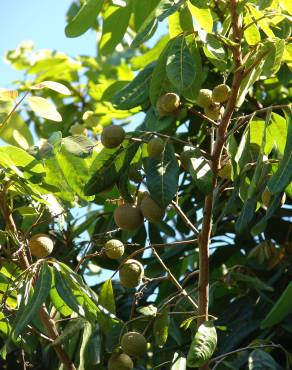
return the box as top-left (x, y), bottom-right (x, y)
top-left (197, 1), bottom-right (244, 369)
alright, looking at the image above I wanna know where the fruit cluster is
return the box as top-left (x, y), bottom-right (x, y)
top-left (195, 84), bottom-right (230, 120)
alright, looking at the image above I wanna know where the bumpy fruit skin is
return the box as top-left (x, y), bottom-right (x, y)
top-left (196, 89), bottom-right (213, 108)
top-left (114, 204), bottom-right (143, 231)
top-left (108, 353), bottom-right (133, 370)
top-left (119, 259), bottom-right (144, 288)
top-left (147, 137), bottom-right (165, 158)
top-left (101, 125), bottom-right (125, 149)
top-left (212, 84), bottom-right (231, 103)
top-left (156, 93), bottom-right (180, 116)
top-left (29, 233), bottom-right (54, 258)
top-left (140, 195), bottom-right (165, 223)
top-left (104, 239), bottom-right (124, 259)
top-left (121, 332), bottom-right (147, 357)
top-left (204, 104), bottom-right (221, 120)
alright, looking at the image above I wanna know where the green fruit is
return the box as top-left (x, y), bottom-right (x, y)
top-left (114, 204), bottom-right (143, 231)
top-left (212, 84), bottom-right (231, 103)
top-left (104, 239), bottom-right (124, 259)
top-left (121, 332), bottom-right (147, 357)
top-left (29, 233), bottom-right (54, 258)
top-left (140, 195), bottom-right (165, 224)
top-left (101, 125), bottom-right (125, 148)
top-left (147, 137), bottom-right (165, 158)
top-left (156, 93), bottom-right (180, 116)
top-left (119, 259), bottom-right (144, 288)
top-left (196, 89), bottom-right (213, 108)
top-left (108, 353), bottom-right (133, 370)
top-left (204, 104), bottom-right (221, 120)
top-left (218, 160), bottom-right (232, 180)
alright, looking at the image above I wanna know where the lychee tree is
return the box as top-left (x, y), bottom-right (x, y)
top-left (0, 0), bottom-right (291, 369)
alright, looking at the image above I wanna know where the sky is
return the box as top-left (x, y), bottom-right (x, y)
top-left (1, 0), bottom-right (97, 87)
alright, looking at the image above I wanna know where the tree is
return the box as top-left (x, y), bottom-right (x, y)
top-left (0, 0), bottom-right (291, 369)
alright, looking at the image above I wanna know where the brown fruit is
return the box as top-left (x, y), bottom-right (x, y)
top-left (101, 125), bottom-right (125, 148)
top-left (147, 137), bottom-right (165, 158)
top-left (114, 204), bottom-right (143, 231)
top-left (204, 104), bottom-right (222, 120)
top-left (156, 93), bottom-right (180, 116)
top-left (119, 259), bottom-right (144, 288)
top-left (29, 233), bottom-right (54, 258)
top-left (104, 239), bottom-right (124, 259)
top-left (108, 353), bottom-right (133, 370)
top-left (196, 89), bottom-right (213, 108)
top-left (212, 84), bottom-right (231, 103)
top-left (140, 195), bottom-right (165, 224)
top-left (136, 190), bottom-right (150, 206)
top-left (121, 332), bottom-right (147, 357)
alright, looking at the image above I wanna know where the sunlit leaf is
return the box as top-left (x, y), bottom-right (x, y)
top-left (27, 96), bottom-right (62, 122)
top-left (30, 81), bottom-right (71, 95)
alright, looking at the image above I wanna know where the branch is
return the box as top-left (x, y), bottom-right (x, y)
top-left (171, 200), bottom-right (199, 235)
top-left (188, 109), bottom-right (220, 127)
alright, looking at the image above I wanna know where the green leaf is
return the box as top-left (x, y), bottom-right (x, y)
top-left (188, 148), bottom-right (213, 194)
top-left (188, 0), bottom-right (213, 33)
top-left (182, 38), bottom-right (202, 101)
top-left (146, 142), bottom-right (179, 208)
top-left (248, 349), bottom-right (279, 369)
top-left (52, 317), bottom-right (86, 346)
top-left (187, 321), bottom-right (217, 367)
top-left (267, 114), bottom-right (292, 193)
top-left (99, 279), bottom-right (116, 315)
top-left (50, 285), bottom-right (73, 317)
top-left (143, 107), bottom-right (175, 132)
top-left (168, 5), bottom-right (193, 38)
top-left (244, 13), bottom-right (261, 46)
top-left (153, 307), bottom-right (169, 348)
top-left (30, 80), bottom-right (71, 95)
top-left (84, 140), bottom-right (140, 196)
top-left (65, 0), bottom-right (104, 38)
top-left (27, 96), bottom-right (62, 122)
top-left (261, 281), bottom-right (292, 328)
top-left (99, 5), bottom-right (131, 55)
top-left (12, 263), bottom-right (52, 340)
top-left (262, 39), bottom-right (285, 77)
top-left (231, 272), bottom-right (273, 292)
top-left (62, 135), bottom-right (96, 158)
top-left (171, 352), bottom-right (187, 370)
top-left (113, 64), bottom-right (154, 110)
top-left (166, 35), bottom-right (195, 92)
top-left (235, 197), bottom-right (257, 234)
top-left (0, 113), bottom-right (33, 149)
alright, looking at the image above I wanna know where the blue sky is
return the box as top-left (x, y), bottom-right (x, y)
top-left (1, 0), bottom-right (97, 87)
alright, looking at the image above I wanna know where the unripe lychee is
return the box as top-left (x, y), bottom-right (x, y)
top-left (28, 233), bottom-right (54, 258)
top-left (119, 259), bottom-right (144, 288)
top-left (114, 204), bottom-right (143, 231)
top-left (108, 353), bottom-right (133, 370)
top-left (196, 89), bottom-right (213, 108)
top-left (101, 125), bottom-right (125, 149)
top-left (156, 93), bottom-right (180, 116)
top-left (121, 332), bottom-right (147, 357)
top-left (147, 137), bottom-right (165, 158)
top-left (104, 239), bottom-right (124, 259)
top-left (204, 104), bottom-right (222, 120)
top-left (140, 195), bottom-right (165, 224)
top-left (212, 84), bottom-right (231, 103)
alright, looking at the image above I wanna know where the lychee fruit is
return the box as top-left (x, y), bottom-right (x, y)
top-left (114, 204), bottom-right (143, 231)
top-left (101, 125), bottom-right (125, 149)
top-left (147, 137), bottom-right (165, 158)
top-left (212, 84), bottom-right (231, 103)
top-left (196, 89), bottom-right (213, 108)
top-left (119, 259), bottom-right (144, 288)
top-left (104, 239), bottom-right (124, 259)
top-left (28, 233), bottom-right (54, 258)
top-left (140, 195), bottom-right (165, 223)
top-left (156, 93), bottom-right (180, 116)
top-left (108, 353), bottom-right (133, 370)
top-left (121, 332), bottom-right (147, 357)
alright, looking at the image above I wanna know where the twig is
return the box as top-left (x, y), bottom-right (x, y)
top-left (0, 91), bottom-right (30, 129)
top-left (189, 109), bottom-right (220, 127)
top-left (171, 200), bottom-right (199, 235)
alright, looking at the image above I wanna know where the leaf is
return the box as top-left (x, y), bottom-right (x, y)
top-left (188, 148), bottom-right (213, 194)
top-left (62, 135), bottom-right (96, 157)
top-left (235, 197), bottom-right (257, 234)
top-left (112, 64), bottom-right (154, 110)
top-left (261, 282), bottom-right (292, 328)
top-left (187, 321), bottom-right (217, 367)
top-left (171, 352), bottom-right (187, 370)
top-left (248, 349), bottom-right (279, 369)
top-left (0, 113), bottom-right (33, 149)
top-left (99, 279), bottom-right (116, 315)
top-left (85, 140), bottom-right (140, 196)
top-left (143, 107), bottom-right (175, 132)
top-left (267, 114), bottom-right (292, 193)
top-left (231, 272), bottom-right (273, 292)
top-left (99, 5), bottom-right (131, 55)
top-left (137, 305), bottom-right (158, 317)
top-left (30, 81), bottom-right (71, 95)
top-left (65, 0), bottom-right (104, 38)
top-left (244, 13), bottom-right (261, 46)
top-left (153, 307), bottom-right (169, 347)
top-left (12, 263), bottom-right (52, 340)
top-left (146, 142), bottom-right (179, 208)
top-left (166, 35), bottom-right (195, 92)
top-left (0, 89), bottom-right (18, 100)
top-left (27, 96), bottom-right (62, 122)
top-left (188, 0), bottom-right (213, 33)
top-left (168, 5), bottom-right (193, 38)
top-left (52, 318), bottom-right (86, 346)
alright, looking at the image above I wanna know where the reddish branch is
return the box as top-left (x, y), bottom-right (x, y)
top-left (197, 1), bottom-right (244, 368)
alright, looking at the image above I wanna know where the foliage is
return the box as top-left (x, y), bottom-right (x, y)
top-left (0, 0), bottom-right (291, 369)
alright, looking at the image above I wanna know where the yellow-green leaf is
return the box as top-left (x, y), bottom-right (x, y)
top-left (30, 81), bottom-right (71, 95)
top-left (188, 0), bottom-right (213, 33)
top-left (0, 89), bottom-right (18, 100)
top-left (27, 96), bottom-right (62, 122)
top-left (244, 14), bottom-right (261, 45)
